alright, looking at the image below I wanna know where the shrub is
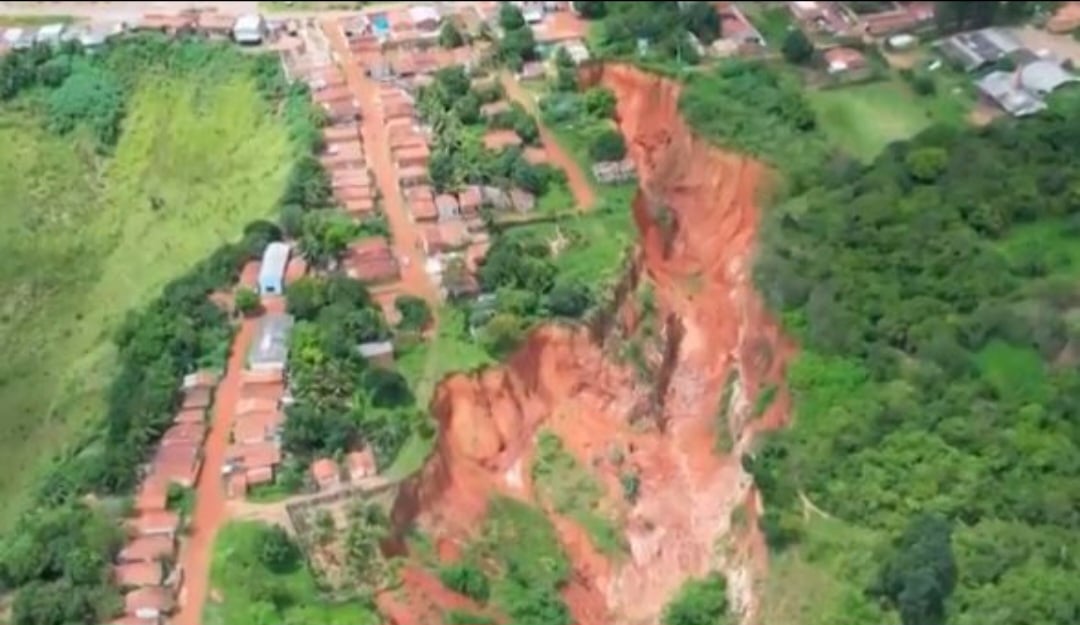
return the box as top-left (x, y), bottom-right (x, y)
top-left (235, 287), bottom-right (262, 317)
top-left (589, 129), bottom-right (627, 162)
top-left (781, 28), bottom-right (814, 65)
top-left (439, 563), bottom-right (490, 602)
top-left (440, 21), bottom-right (465, 49)
top-left (395, 295), bottom-right (433, 331)
top-left (258, 525), bottom-right (301, 574)
top-left (546, 280), bottom-right (593, 318)
top-left (620, 471), bottom-right (641, 503)
top-left (911, 73), bottom-right (936, 96)
top-left (662, 572), bottom-right (732, 625)
top-left (584, 87), bottom-right (617, 119)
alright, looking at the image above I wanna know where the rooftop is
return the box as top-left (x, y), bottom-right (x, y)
top-left (130, 510), bottom-right (180, 536)
top-left (247, 313), bottom-right (294, 369)
top-left (358, 341), bottom-right (394, 358)
top-left (124, 586), bottom-right (175, 615)
top-left (484, 129), bottom-right (523, 150)
top-left (118, 536), bottom-right (175, 563)
top-left (259, 242), bottom-right (291, 287)
top-left (311, 458), bottom-right (339, 483)
top-left (114, 562), bottom-right (164, 588)
top-left (346, 448), bottom-right (377, 478)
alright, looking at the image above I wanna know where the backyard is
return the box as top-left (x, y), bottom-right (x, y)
top-left (0, 49), bottom-right (291, 529)
top-left (808, 75), bottom-right (975, 161)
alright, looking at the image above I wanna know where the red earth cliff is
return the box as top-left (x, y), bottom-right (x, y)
top-left (389, 63), bottom-right (795, 625)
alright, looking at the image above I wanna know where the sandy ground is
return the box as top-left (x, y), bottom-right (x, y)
top-left (500, 73), bottom-right (597, 211)
top-left (172, 303), bottom-right (265, 625)
top-left (1008, 25), bottom-right (1080, 63)
top-left (320, 17), bottom-right (441, 305)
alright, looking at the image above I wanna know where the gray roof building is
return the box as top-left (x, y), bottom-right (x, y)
top-left (248, 314), bottom-right (294, 370)
top-left (258, 242), bottom-right (291, 295)
top-left (938, 28), bottom-right (1020, 72)
top-left (233, 14), bottom-right (266, 45)
top-left (1018, 60), bottom-right (1079, 97)
top-left (34, 23), bottom-right (66, 45)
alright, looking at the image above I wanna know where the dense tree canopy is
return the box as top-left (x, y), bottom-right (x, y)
top-left (737, 64), bottom-right (1080, 625)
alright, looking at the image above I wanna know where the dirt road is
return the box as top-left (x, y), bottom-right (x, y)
top-left (321, 17), bottom-right (439, 305)
top-left (499, 73), bottom-right (597, 211)
top-left (172, 317), bottom-right (256, 625)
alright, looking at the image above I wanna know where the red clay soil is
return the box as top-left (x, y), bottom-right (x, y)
top-left (172, 317), bottom-right (258, 625)
top-left (388, 64), bottom-right (795, 625)
top-left (321, 18), bottom-right (440, 306)
top-left (500, 73), bottom-right (597, 211)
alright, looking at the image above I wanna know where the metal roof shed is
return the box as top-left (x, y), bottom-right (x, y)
top-left (233, 14), bottom-right (266, 45)
top-left (248, 314), bottom-right (295, 370)
top-left (35, 23), bottom-right (66, 45)
top-left (258, 242), bottom-right (291, 295)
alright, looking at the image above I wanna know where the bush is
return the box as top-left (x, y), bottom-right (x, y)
top-left (584, 87), bottom-right (617, 119)
top-left (440, 21), bottom-right (465, 49)
top-left (620, 471), bottom-right (641, 503)
top-left (439, 563), bottom-right (491, 602)
top-left (589, 129), bottom-right (627, 162)
top-left (395, 295), bottom-right (433, 331)
top-left (781, 28), bottom-right (814, 65)
top-left (662, 572), bottom-right (732, 625)
top-left (546, 280), bottom-right (593, 318)
top-left (911, 73), bottom-right (936, 96)
top-left (258, 525), bottom-right (301, 574)
top-left (235, 287), bottom-right (261, 317)
top-left (47, 67), bottom-right (124, 149)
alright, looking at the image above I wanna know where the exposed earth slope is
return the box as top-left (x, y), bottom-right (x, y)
top-left (388, 64), bottom-right (794, 624)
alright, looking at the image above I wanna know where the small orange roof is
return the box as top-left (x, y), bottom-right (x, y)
top-left (119, 536), bottom-right (175, 563)
top-left (124, 586), bottom-right (175, 615)
top-left (161, 423), bottom-right (205, 447)
top-left (228, 442), bottom-right (281, 470)
top-left (236, 397), bottom-right (279, 416)
top-left (311, 458), bottom-right (339, 482)
top-left (246, 465), bottom-right (275, 486)
top-left (484, 130), bottom-right (522, 151)
top-left (114, 562), bottom-right (164, 588)
top-left (174, 407), bottom-right (205, 425)
top-left (135, 480), bottom-right (168, 513)
top-left (130, 510), bottom-right (180, 536)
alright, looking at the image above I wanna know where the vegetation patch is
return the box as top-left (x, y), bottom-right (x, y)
top-left (469, 497), bottom-right (573, 625)
top-left (530, 430), bottom-right (625, 556)
top-left (661, 571), bottom-right (733, 625)
top-left (714, 370), bottom-right (739, 454)
top-left (206, 521), bottom-right (380, 625)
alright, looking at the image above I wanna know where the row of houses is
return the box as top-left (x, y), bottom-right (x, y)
top-left (788, 1), bottom-right (936, 40)
top-left (108, 370), bottom-right (221, 624)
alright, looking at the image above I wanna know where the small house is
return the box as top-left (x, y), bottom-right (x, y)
top-left (344, 238), bottom-right (401, 284)
top-left (409, 5), bottom-right (441, 32)
top-left (151, 444), bottom-right (202, 488)
top-left (510, 188), bottom-right (537, 213)
top-left (483, 130), bottom-right (522, 151)
top-left (247, 313), bottom-right (294, 370)
top-left (134, 481), bottom-right (168, 514)
top-left (823, 47), bottom-right (869, 76)
top-left (398, 165), bottom-right (430, 187)
top-left (118, 536), bottom-right (175, 564)
top-left (124, 587), bottom-right (175, 621)
top-left (311, 458), bottom-right (341, 490)
top-left (481, 101), bottom-right (512, 118)
top-left (458, 186), bottom-right (483, 218)
top-left (346, 448), bottom-right (378, 481)
top-left (258, 242), bottom-right (291, 295)
top-left (518, 61), bottom-right (546, 81)
top-left (34, 23), bottom-right (66, 46)
top-left (435, 194), bottom-right (460, 221)
top-left (114, 562), bottom-right (164, 589)
top-left (233, 14), bottom-right (267, 45)
top-left (161, 423), bottom-right (206, 448)
top-left (130, 511), bottom-right (181, 539)
top-left (358, 340), bottom-right (395, 367)
top-left (395, 144), bottom-right (431, 169)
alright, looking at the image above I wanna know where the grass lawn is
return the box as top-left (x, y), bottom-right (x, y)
top-left (0, 70), bottom-right (290, 530)
top-left (0, 15), bottom-right (74, 26)
top-left (759, 515), bottom-right (888, 625)
top-left (531, 431), bottom-right (624, 556)
top-left (808, 77), bottom-right (973, 161)
top-left (976, 341), bottom-right (1048, 405)
top-left (206, 521), bottom-right (380, 625)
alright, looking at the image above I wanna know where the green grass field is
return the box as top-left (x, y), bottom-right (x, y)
top-left (206, 521), bottom-right (380, 625)
top-left (809, 77), bottom-right (973, 161)
top-left (976, 341), bottom-right (1048, 405)
top-left (0, 71), bottom-right (290, 530)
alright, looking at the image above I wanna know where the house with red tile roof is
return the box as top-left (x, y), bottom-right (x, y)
top-left (484, 129), bottom-right (522, 151)
top-left (123, 586), bottom-right (175, 621)
top-left (458, 186), bottom-right (483, 218)
top-left (181, 385), bottom-right (213, 411)
top-left (398, 165), bottom-right (430, 187)
top-left (233, 411), bottom-right (284, 445)
top-left (344, 237), bottom-right (402, 284)
top-left (134, 481), bottom-right (168, 514)
top-left (118, 536), bottom-right (175, 564)
top-left (114, 561), bottom-right (164, 589)
top-left (161, 423), bottom-right (205, 448)
top-left (130, 511), bottom-right (180, 539)
top-left (173, 408), bottom-right (205, 426)
top-left (422, 221), bottom-right (471, 256)
top-left (405, 185), bottom-right (438, 221)
top-left (323, 123), bottom-right (360, 144)
top-left (394, 144), bottom-right (431, 169)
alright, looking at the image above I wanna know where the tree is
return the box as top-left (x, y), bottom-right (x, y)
top-left (454, 91), bottom-right (482, 125)
top-left (781, 28), bottom-right (814, 65)
top-left (439, 563), bottom-right (491, 602)
top-left (499, 27), bottom-right (537, 70)
top-left (589, 128), bottom-right (627, 161)
top-left (546, 280), bottom-right (592, 317)
top-left (299, 210), bottom-right (356, 267)
top-left (682, 1), bottom-right (720, 44)
top-left (279, 204), bottom-right (305, 238)
top-left (282, 154), bottom-right (332, 209)
top-left (235, 287), bottom-right (261, 317)
top-left (554, 47), bottom-right (577, 92)
top-left (395, 295), bottom-right (433, 331)
top-left (584, 87), bottom-right (617, 119)
top-left (258, 525), bottom-right (301, 574)
top-left (499, 2), bottom-right (526, 30)
top-left (870, 514), bottom-right (957, 625)
top-left (662, 572), bottom-right (732, 625)
top-left (573, 1), bottom-right (607, 19)
top-left (481, 313), bottom-right (526, 357)
top-left (905, 147), bottom-right (948, 183)
top-left (439, 20), bottom-right (465, 48)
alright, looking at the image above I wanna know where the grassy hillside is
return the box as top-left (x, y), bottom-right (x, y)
top-left (0, 53), bottom-right (290, 529)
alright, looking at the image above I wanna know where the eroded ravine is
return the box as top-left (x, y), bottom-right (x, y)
top-left (389, 64), bottom-right (795, 625)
